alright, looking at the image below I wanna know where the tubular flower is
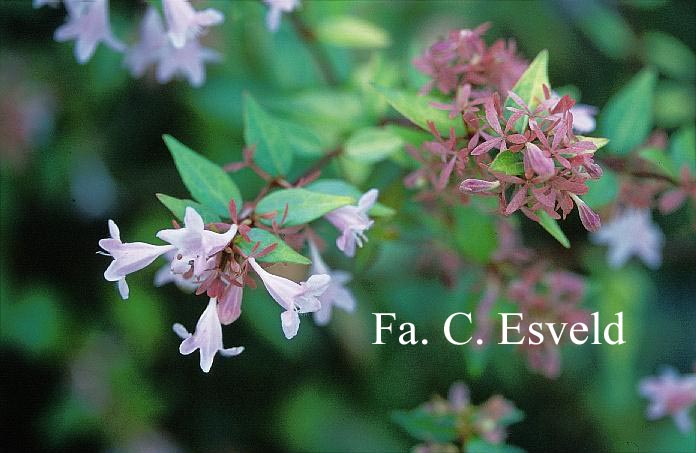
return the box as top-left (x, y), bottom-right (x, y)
top-left (99, 220), bottom-right (174, 299)
top-left (248, 257), bottom-right (329, 339)
top-left (308, 240), bottom-right (356, 326)
top-left (325, 189), bottom-right (378, 257)
top-left (639, 368), bottom-right (696, 433)
top-left (54, 0), bottom-right (125, 64)
top-left (162, 0), bottom-right (223, 49)
top-left (173, 298), bottom-right (244, 373)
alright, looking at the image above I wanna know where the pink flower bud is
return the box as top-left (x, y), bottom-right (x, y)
top-left (571, 194), bottom-right (601, 232)
top-left (459, 178), bottom-right (500, 193)
top-left (524, 143), bottom-right (555, 179)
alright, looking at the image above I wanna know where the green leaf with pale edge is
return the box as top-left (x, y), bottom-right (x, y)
top-left (583, 168), bottom-right (619, 208)
top-left (391, 409), bottom-right (458, 443)
top-left (163, 135), bottom-right (242, 217)
top-left (373, 85), bottom-right (466, 137)
top-left (316, 16), bottom-right (390, 49)
top-left (599, 68), bottom-right (657, 155)
top-left (306, 179), bottom-right (395, 217)
top-left (489, 150), bottom-right (524, 175)
top-left (537, 210), bottom-right (570, 248)
top-left (156, 194), bottom-right (221, 224)
top-left (244, 93), bottom-right (293, 176)
top-left (237, 228), bottom-right (310, 265)
top-left (256, 188), bottom-right (355, 226)
top-left (345, 127), bottom-right (404, 163)
top-left (504, 50), bottom-right (549, 132)
top-left (576, 135), bottom-right (609, 151)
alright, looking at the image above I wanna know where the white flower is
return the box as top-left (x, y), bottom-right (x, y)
top-left (308, 240), bottom-right (356, 326)
top-left (163, 0), bottom-right (223, 49)
top-left (592, 208), bottom-right (664, 269)
top-left (570, 104), bottom-right (598, 134)
top-left (173, 298), bottom-right (244, 373)
top-left (124, 6), bottom-right (168, 78)
top-left (248, 257), bottom-right (329, 339)
top-left (263, 0), bottom-right (301, 32)
top-left (153, 250), bottom-right (200, 292)
top-left (156, 207), bottom-right (237, 278)
top-left (54, 0), bottom-right (125, 64)
top-left (99, 220), bottom-right (174, 299)
top-left (155, 37), bottom-right (220, 88)
top-left (324, 189), bottom-right (378, 257)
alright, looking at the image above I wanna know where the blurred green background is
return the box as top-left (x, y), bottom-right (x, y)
top-left (1, 1), bottom-right (695, 451)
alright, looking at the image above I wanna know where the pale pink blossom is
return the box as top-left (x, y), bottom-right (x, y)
top-left (325, 189), bottom-right (378, 257)
top-left (153, 250), bottom-right (199, 292)
top-left (592, 208), bottom-right (664, 269)
top-left (173, 298), bottom-right (244, 373)
top-left (639, 368), bottom-right (696, 433)
top-left (217, 282), bottom-right (243, 325)
top-left (54, 0), bottom-right (125, 64)
top-left (156, 207), bottom-right (237, 278)
top-left (570, 104), bottom-right (598, 133)
top-left (124, 6), bottom-right (168, 78)
top-left (308, 240), bottom-right (356, 326)
top-left (99, 220), bottom-right (174, 299)
top-left (264, 0), bottom-right (300, 32)
top-left (459, 178), bottom-right (500, 193)
top-left (155, 38), bottom-right (220, 88)
top-left (248, 257), bottom-right (329, 339)
top-left (163, 0), bottom-right (223, 49)
top-left (524, 142), bottom-right (555, 180)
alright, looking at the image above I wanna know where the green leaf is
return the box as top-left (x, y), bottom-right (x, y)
top-left (654, 81), bottom-right (696, 128)
top-left (576, 3), bottom-right (636, 59)
top-left (599, 68), bottom-right (657, 155)
top-left (489, 150), bottom-right (524, 176)
top-left (638, 148), bottom-right (676, 178)
top-left (536, 210), bottom-right (570, 248)
top-left (453, 204), bottom-right (498, 263)
top-left (374, 85), bottom-right (466, 137)
top-left (316, 16), bottom-right (391, 49)
top-left (391, 409), bottom-right (458, 443)
top-left (344, 127), bottom-right (404, 163)
top-left (584, 168), bottom-right (619, 208)
top-left (244, 93), bottom-right (293, 176)
top-left (256, 188), bottom-right (355, 226)
top-left (306, 179), bottom-right (395, 217)
top-left (576, 135), bottom-right (610, 151)
top-left (669, 124), bottom-right (696, 174)
top-left (163, 135), bottom-right (242, 217)
top-left (156, 193), bottom-right (222, 224)
top-left (237, 228), bottom-right (310, 265)
top-left (504, 50), bottom-right (549, 132)
top-left (644, 31), bottom-right (696, 80)
top-left (278, 118), bottom-right (324, 157)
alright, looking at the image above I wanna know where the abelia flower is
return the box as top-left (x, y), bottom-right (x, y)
top-left (325, 189), bottom-right (378, 257)
top-left (639, 368), bottom-right (696, 433)
top-left (33, 0), bottom-right (59, 7)
top-left (156, 207), bottom-right (237, 278)
top-left (459, 178), bottom-right (500, 193)
top-left (308, 241), bottom-right (356, 326)
top-left (54, 0), bottom-right (125, 64)
top-left (524, 142), bottom-right (555, 180)
top-left (570, 194), bottom-right (601, 232)
top-left (173, 298), bottom-right (244, 373)
top-left (99, 220), bottom-right (174, 299)
top-left (248, 257), bottom-right (329, 339)
top-left (569, 104), bottom-right (598, 133)
top-left (155, 37), bottom-right (220, 87)
top-left (124, 7), bottom-right (168, 78)
top-left (264, 0), bottom-right (301, 32)
top-left (217, 282), bottom-right (243, 325)
top-left (162, 0), bottom-right (224, 49)
top-left (153, 250), bottom-right (199, 292)
top-left (591, 208), bottom-right (664, 269)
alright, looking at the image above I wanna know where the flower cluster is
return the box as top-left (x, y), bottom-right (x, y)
top-left (408, 26), bottom-right (603, 232)
top-left (98, 138), bottom-right (381, 372)
top-left (37, 0), bottom-right (299, 87)
top-left (639, 367), bottom-right (696, 433)
top-left (395, 381), bottom-right (523, 452)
